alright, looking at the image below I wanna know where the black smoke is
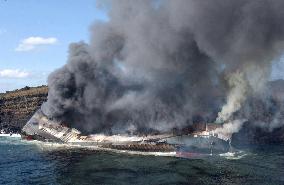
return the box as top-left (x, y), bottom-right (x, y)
top-left (42, 0), bottom-right (284, 134)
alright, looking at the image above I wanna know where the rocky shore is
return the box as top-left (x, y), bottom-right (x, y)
top-left (0, 86), bottom-right (48, 133)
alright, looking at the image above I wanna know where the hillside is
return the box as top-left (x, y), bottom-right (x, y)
top-left (0, 86), bottom-right (48, 133)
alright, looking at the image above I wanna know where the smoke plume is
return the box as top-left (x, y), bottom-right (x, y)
top-left (216, 72), bottom-right (248, 123)
top-left (214, 119), bottom-right (246, 137)
top-left (42, 0), bottom-right (284, 134)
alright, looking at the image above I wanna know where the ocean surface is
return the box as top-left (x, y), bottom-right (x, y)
top-left (0, 136), bottom-right (284, 185)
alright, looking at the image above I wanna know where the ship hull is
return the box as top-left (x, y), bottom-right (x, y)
top-left (21, 110), bottom-right (230, 156)
top-left (166, 135), bottom-right (230, 154)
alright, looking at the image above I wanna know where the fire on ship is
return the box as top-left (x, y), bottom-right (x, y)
top-left (21, 110), bottom-right (232, 158)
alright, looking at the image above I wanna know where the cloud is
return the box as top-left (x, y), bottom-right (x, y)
top-left (15, 36), bottom-right (58, 52)
top-left (0, 69), bottom-right (30, 78)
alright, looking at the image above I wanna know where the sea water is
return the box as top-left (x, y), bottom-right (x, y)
top-left (0, 136), bottom-right (284, 185)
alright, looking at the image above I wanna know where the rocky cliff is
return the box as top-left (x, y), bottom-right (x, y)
top-left (0, 86), bottom-right (48, 133)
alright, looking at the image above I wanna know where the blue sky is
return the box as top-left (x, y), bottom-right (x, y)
top-left (0, 0), bottom-right (283, 92)
top-left (0, 0), bottom-right (107, 92)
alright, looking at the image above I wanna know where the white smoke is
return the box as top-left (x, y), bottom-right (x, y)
top-left (214, 119), bottom-right (246, 136)
top-left (216, 72), bottom-right (248, 123)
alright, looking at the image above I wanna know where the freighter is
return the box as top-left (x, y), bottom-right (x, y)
top-left (21, 110), bottom-right (231, 157)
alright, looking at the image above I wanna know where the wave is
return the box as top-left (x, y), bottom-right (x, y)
top-left (219, 151), bottom-right (248, 160)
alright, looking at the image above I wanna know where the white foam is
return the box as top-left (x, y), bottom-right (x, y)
top-left (0, 133), bottom-right (21, 138)
top-left (219, 151), bottom-right (247, 160)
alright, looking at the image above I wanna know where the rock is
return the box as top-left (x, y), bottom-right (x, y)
top-left (0, 86), bottom-right (48, 133)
